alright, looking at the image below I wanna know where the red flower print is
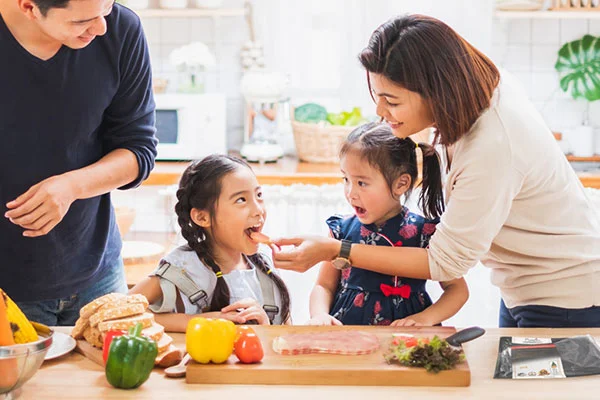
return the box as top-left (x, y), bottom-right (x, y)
top-left (341, 267), bottom-right (351, 281)
top-left (360, 226), bottom-right (371, 237)
top-left (422, 223), bottom-right (437, 236)
top-left (393, 240), bottom-right (403, 247)
top-left (373, 300), bottom-right (382, 315)
top-left (353, 293), bottom-right (365, 308)
top-left (399, 224), bottom-right (418, 239)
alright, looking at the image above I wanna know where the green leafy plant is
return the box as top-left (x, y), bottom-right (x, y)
top-left (555, 34), bottom-right (600, 102)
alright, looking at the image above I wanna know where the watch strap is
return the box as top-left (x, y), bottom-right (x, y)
top-left (339, 239), bottom-right (352, 260)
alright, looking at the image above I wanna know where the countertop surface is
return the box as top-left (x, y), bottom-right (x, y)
top-left (145, 157), bottom-right (600, 188)
top-left (20, 327), bottom-right (600, 399)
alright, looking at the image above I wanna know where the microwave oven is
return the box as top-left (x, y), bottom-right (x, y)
top-left (154, 93), bottom-right (226, 160)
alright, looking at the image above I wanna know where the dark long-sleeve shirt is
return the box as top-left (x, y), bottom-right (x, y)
top-left (0, 4), bottom-right (157, 301)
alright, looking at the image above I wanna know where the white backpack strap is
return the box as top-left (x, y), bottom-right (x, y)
top-left (154, 261), bottom-right (210, 309)
top-left (255, 267), bottom-right (279, 324)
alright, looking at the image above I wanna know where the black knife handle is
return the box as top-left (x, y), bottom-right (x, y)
top-left (445, 326), bottom-right (485, 347)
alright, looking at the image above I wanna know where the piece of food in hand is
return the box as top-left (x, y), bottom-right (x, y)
top-left (250, 231), bottom-right (272, 245)
top-left (0, 290), bottom-right (19, 389)
top-left (105, 323), bottom-right (158, 389)
top-left (272, 331), bottom-right (379, 355)
top-left (384, 335), bottom-right (464, 373)
top-left (0, 289), bottom-right (38, 344)
top-left (234, 327), bottom-right (264, 364)
top-left (186, 317), bottom-right (237, 364)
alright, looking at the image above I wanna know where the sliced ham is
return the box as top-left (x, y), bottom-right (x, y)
top-left (272, 331), bottom-right (380, 356)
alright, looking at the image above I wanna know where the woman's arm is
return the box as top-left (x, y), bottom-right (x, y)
top-left (273, 236), bottom-right (432, 279)
top-left (308, 262), bottom-right (342, 324)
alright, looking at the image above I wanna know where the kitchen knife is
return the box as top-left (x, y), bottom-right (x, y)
top-left (445, 326), bottom-right (486, 348)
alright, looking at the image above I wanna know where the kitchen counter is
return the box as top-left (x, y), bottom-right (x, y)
top-left (145, 157), bottom-right (600, 188)
top-left (22, 327), bottom-right (600, 399)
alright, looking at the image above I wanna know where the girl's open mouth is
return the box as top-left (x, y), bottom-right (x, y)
top-left (354, 206), bottom-right (367, 217)
top-left (245, 225), bottom-right (261, 240)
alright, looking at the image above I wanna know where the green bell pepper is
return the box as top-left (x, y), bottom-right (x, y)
top-left (105, 322), bottom-right (158, 389)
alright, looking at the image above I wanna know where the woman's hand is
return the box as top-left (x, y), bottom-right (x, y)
top-left (390, 312), bottom-right (434, 327)
top-left (5, 174), bottom-right (78, 237)
top-left (271, 236), bottom-right (340, 272)
top-left (306, 313), bottom-right (343, 326)
top-left (221, 298), bottom-right (270, 325)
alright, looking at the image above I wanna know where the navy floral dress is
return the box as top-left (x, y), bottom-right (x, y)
top-left (327, 207), bottom-right (439, 325)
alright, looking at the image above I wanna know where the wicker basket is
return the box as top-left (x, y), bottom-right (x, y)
top-left (292, 121), bottom-right (356, 163)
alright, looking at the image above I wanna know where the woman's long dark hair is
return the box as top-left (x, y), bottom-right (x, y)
top-left (174, 154), bottom-right (290, 323)
top-left (340, 123), bottom-right (444, 220)
top-left (359, 14), bottom-right (500, 146)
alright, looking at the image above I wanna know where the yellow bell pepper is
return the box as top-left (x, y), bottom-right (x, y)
top-left (186, 317), bottom-right (237, 364)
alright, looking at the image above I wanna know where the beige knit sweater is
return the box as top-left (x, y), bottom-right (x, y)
top-left (428, 73), bottom-right (600, 309)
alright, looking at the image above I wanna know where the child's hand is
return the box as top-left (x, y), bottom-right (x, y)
top-left (390, 313), bottom-right (433, 327)
top-left (221, 298), bottom-right (270, 325)
top-left (306, 313), bottom-right (343, 326)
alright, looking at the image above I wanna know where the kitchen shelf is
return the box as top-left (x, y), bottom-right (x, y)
top-left (494, 10), bottom-right (600, 19)
top-left (133, 8), bottom-right (245, 18)
top-left (567, 155), bottom-right (600, 162)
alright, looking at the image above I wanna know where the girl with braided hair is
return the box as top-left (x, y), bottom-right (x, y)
top-left (130, 154), bottom-right (291, 331)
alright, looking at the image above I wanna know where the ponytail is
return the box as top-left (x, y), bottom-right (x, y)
top-left (417, 143), bottom-right (445, 220)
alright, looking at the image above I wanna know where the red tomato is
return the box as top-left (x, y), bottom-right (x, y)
top-left (234, 331), bottom-right (264, 364)
top-left (404, 337), bottom-right (419, 348)
top-left (102, 330), bottom-right (125, 364)
top-left (236, 325), bottom-right (256, 338)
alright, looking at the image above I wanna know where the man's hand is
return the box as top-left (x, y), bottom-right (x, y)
top-left (221, 298), bottom-right (271, 325)
top-left (5, 174), bottom-right (78, 237)
top-left (272, 236), bottom-right (340, 273)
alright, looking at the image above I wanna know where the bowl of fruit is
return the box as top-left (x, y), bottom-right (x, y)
top-left (1, 290), bottom-right (53, 398)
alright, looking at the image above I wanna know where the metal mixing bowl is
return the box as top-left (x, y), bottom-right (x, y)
top-left (0, 322), bottom-right (53, 398)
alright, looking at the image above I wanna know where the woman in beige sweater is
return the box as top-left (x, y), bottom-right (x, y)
top-left (272, 14), bottom-right (600, 328)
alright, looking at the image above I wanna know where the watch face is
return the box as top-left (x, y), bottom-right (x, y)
top-left (332, 258), bottom-right (350, 270)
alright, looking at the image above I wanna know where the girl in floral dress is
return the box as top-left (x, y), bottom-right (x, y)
top-left (308, 123), bottom-right (468, 326)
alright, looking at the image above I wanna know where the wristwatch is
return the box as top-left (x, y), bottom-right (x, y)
top-left (331, 239), bottom-right (352, 270)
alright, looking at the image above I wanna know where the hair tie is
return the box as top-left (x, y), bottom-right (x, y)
top-left (267, 269), bottom-right (273, 275)
top-left (415, 142), bottom-right (419, 149)
top-left (215, 271), bottom-right (223, 278)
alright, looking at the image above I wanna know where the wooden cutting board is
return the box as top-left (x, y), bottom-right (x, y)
top-left (75, 340), bottom-right (104, 366)
top-left (186, 325), bottom-right (472, 387)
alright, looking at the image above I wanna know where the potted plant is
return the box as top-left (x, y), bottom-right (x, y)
top-left (555, 34), bottom-right (600, 157)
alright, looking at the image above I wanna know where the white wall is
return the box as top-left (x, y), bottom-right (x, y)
top-left (490, 17), bottom-right (600, 153)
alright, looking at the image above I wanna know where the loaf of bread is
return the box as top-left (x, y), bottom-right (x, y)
top-left (73, 292), bottom-right (181, 367)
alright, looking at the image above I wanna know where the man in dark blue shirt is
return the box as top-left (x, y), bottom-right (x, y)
top-left (0, 0), bottom-right (157, 325)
